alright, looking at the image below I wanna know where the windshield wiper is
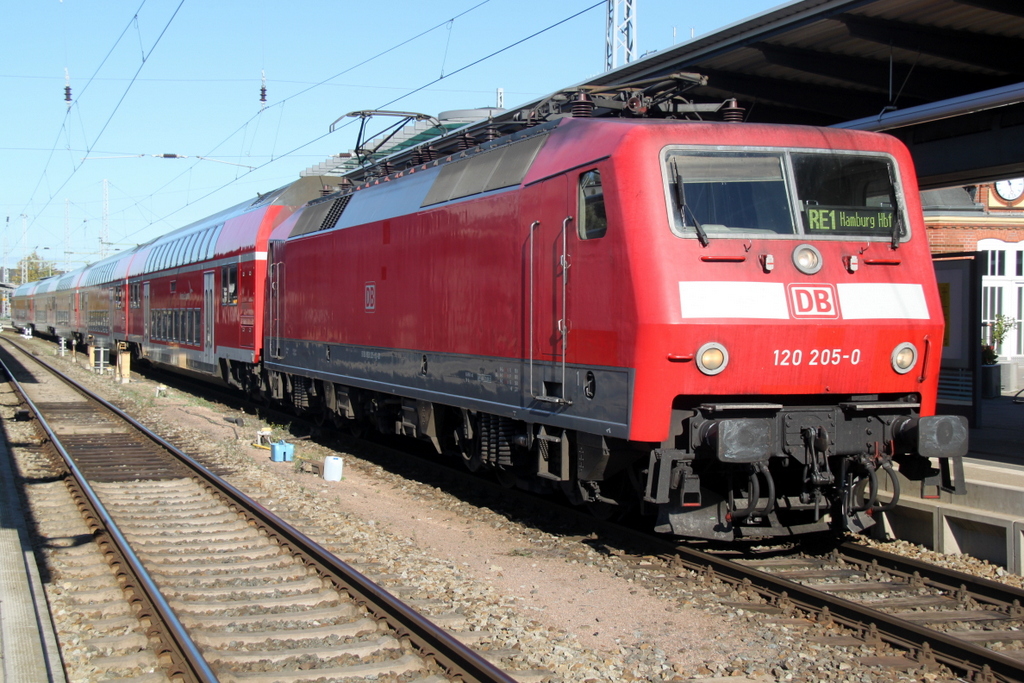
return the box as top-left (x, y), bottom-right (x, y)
top-left (886, 168), bottom-right (903, 250)
top-left (890, 209), bottom-right (903, 250)
top-left (675, 174), bottom-right (709, 246)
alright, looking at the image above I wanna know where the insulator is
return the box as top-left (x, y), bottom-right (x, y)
top-left (481, 125), bottom-right (500, 142)
top-left (571, 92), bottom-right (595, 118)
top-left (64, 85), bottom-right (72, 103)
top-left (721, 98), bottom-right (745, 122)
top-left (457, 133), bottom-right (475, 150)
top-left (260, 86), bottom-right (267, 103)
top-left (626, 95), bottom-right (648, 115)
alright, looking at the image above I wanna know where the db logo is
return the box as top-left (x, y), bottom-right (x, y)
top-left (364, 282), bottom-right (376, 312)
top-left (787, 284), bottom-right (839, 318)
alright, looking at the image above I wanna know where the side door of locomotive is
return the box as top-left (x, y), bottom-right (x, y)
top-left (523, 174), bottom-right (574, 406)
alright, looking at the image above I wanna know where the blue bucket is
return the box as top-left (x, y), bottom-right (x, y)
top-left (271, 440), bottom-right (294, 462)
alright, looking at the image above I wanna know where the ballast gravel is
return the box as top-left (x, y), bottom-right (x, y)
top-left (18, 338), bottom-right (1020, 682)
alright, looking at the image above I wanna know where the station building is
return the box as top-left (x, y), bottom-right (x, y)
top-left (924, 182), bottom-right (1024, 389)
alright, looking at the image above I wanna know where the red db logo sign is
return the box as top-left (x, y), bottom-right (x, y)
top-left (787, 284), bottom-right (839, 318)
top-left (364, 282), bottom-right (376, 312)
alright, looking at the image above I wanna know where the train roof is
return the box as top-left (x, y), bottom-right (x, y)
top-left (124, 188), bottom-right (282, 278)
top-left (56, 268), bottom-right (85, 291)
top-left (42, 277), bottom-right (62, 293)
top-left (13, 281), bottom-right (39, 297)
top-left (81, 251), bottom-right (129, 287)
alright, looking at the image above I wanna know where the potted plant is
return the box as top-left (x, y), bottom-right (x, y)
top-left (981, 314), bottom-right (1016, 397)
top-left (988, 314), bottom-right (1015, 360)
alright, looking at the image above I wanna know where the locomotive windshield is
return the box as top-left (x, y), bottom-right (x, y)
top-left (665, 149), bottom-right (903, 242)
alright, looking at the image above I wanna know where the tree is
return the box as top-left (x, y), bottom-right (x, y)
top-left (10, 252), bottom-right (60, 285)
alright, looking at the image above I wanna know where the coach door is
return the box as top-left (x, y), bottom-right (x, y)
top-left (142, 282), bottom-right (150, 342)
top-left (203, 271), bottom-right (215, 366)
top-left (527, 174), bottom-right (572, 405)
top-left (268, 241), bottom-right (284, 359)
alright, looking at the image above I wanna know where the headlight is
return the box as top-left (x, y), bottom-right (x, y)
top-left (697, 342), bottom-right (729, 375)
top-left (891, 342), bottom-right (918, 374)
top-left (792, 244), bottom-right (823, 275)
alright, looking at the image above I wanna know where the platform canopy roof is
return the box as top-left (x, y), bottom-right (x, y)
top-left (589, 0), bottom-right (1024, 188)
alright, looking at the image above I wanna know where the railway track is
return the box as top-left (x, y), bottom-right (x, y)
top-left (0, 338), bottom-right (520, 683)
top-left (712, 540), bottom-right (1024, 682)
top-left (162, 377), bottom-right (1024, 683)
top-left (12, 332), bottom-right (1024, 682)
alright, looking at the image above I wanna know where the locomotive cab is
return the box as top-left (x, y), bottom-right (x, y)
top-left (617, 126), bottom-right (969, 539)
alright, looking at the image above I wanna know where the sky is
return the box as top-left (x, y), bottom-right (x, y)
top-left (1, 0), bottom-right (786, 274)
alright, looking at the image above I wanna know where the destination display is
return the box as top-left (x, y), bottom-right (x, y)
top-left (803, 205), bottom-right (894, 236)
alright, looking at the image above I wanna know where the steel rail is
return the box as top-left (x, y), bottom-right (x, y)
top-left (0, 347), bottom-right (218, 683)
top-left (2, 339), bottom-right (517, 683)
top-left (670, 543), bottom-right (1024, 683)
top-left (838, 541), bottom-right (1024, 610)
top-left (22, 334), bottom-right (1022, 681)
top-left (111, 352), bottom-right (1024, 683)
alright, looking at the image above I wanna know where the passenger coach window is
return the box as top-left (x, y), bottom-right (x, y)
top-left (577, 170), bottom-right (608, 240)
top-left (221, 264), bottom-right (238, 305)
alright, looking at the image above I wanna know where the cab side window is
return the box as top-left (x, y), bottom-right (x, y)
top-left (577, 170), bottom-right (607, 240)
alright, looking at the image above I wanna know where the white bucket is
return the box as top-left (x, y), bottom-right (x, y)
top-left (323, 456), bottom-right (343, 482)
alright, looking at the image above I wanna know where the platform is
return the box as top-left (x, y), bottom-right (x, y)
top-left (876, 393), bottom-right (1024, 573)
top-left (0, 437), bottom-right (66, 682)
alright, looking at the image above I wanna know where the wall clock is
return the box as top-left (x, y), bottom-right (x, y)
top-left (995, 178), bottom-right (1024, 202)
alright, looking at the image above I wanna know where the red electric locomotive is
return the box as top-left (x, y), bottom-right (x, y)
top-left (255, 83), bottom-right (967, 540)
top-left (13, 76), bottom-right (967, 539)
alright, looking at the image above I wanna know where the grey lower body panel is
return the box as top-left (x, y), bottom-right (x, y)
top-left (217, 346), bottom-right (257, 364)
top-left (143, 343), bottom-right (218, 376)
top-left (265, 339), bottom-right (633, 439)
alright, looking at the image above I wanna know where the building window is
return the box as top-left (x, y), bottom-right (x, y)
top-left (987, 250), bottom-right (1005, 276)
top-left (221, 264), bottom-right (238, 305)
top-left (577, 170), bottom-right (608, 240)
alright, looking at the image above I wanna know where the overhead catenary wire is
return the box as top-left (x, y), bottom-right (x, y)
top-left (115, 0), bottom-right (499, 239)
top-left (24, 1), bottom-right (602, 260)
top-left (132, 0), bottom-right (497, 205)
top-left (121, 1), bottom-right (604, 244)
top-left (19, 0), bottom-right (181, 248)
top-left (22, 1), bottom-right (150, 220)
